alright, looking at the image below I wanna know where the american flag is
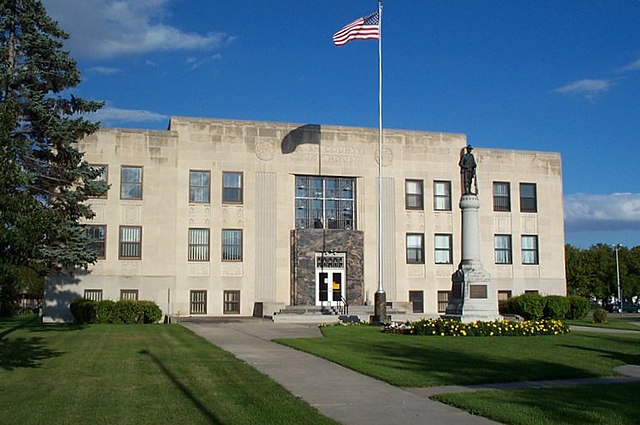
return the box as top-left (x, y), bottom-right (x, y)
top-left (332, 11), bottom-right (379, 46)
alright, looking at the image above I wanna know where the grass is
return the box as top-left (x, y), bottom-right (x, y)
top-left (566, 315), bottom-right (640, 331)
top-left (277, 325), bottom-right (640, 387)
top-left (0, 316), bottom-right (338, 425)
top-left (433, 383), bottom-right (640, 425)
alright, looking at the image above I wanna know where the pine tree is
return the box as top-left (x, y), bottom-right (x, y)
top-left (0, 0), bottom-right (105, 315)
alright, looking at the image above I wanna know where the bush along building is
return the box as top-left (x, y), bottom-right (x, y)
top-left (43, 117), bottom-right (566, 322)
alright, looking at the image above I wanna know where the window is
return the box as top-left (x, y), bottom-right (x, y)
top-left (295, 176), bottom-right (356, 230)
top-left (222, 229), bottom-right (242, 261)
top-left (522, 235), bottom-right (539, 264)
top-left (493, 182), bottom-right (510, 212)
top-left (494, 235), bottom-right (512, 264)
top-left (89, 164), bottom-right (108, 198)
top-left (434, 234), bottom-right (453, 264)
top-left (406, 233), bottom-right (425, 264)
top-left (223, 290), bottom-right (241, 314)
top-left (222, 172), bottom-right (243, 203)
top-left (85, 225), bottom-right (106, 259)
top-left (405, 179), bottom-right (423, 210)
top-left (433, 181), bottom-right (452, 211)
top-left (189, 170), bottom-right (210, 203)
top-left (120, 289), bottom-right (139, 301)
top-left (520, 183), bottom-right (537, 212)
top-left (498, 290), bottom-right (512, 313)
top-left (120, 166), bottom-right (143, 200)
top-left (190, 290), bottom-right (207, 314)
top-left (188, 228), bottom-right (210, 261)
top-left (409, 291), bottom-right (424, 313)
top-left (437, 291), bottom-right (450, 313)
top-left (119, 226), bottom-right (142, 259)
top-left (84, 289), bottom-right (103, 301)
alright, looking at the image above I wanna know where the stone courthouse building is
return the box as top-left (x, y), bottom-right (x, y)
top-left (44, 117), bottom-right (566, 321)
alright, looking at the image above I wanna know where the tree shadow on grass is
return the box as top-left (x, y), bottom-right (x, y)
top-left (139, 349), bottom-right (223, 424)
top-left (0, 316), bottom-right (39, 340)
top-left (559, 333), bottom-right (640, 366)
top-left (0, 336), bottom-right (64, 370)
top-left (364, 341), bottom-right (601, 386)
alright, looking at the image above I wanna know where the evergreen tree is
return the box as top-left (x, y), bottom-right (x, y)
top-left (0, 0), bottom-right (105, 315)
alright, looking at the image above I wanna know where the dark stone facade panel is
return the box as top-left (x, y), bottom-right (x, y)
top-left (291, 229), bottom-right (364, 306)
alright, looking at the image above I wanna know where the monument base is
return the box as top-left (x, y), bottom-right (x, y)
top-left (446, 264), bottom-right (501, 323)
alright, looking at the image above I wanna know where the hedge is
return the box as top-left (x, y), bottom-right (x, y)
top-left (70, 299), bottom-right (162, 324)
top-left (508, 294), bottom-right (591, 321)
top-left (508, 293), bottom-right (545, 320)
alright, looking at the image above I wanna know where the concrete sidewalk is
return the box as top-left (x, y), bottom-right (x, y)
top-left (181, 319), bottom-right (500, 425)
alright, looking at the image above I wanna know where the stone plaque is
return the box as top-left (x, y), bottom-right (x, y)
top-left (469, 284), bottom-right (488, 299)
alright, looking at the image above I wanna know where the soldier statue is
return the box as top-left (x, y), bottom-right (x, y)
top-left (459, 145), bottom-right (476, 195)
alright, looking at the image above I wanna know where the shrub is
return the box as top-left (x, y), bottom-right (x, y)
top-left (112, 300), bottom-right (143, 324)
top-left (139, 301), bottom-right (162, 323)
top-left (566, 296), bottom-right (590, 320)
top-left (508, 293), bottom-right (545, 320)
top-left (592, 308), bottom-right (607, 324)
top-left (96, 300), bottom-right (116, 324)
top-left (544, 295), bottom-right (570, 320)
top-left (70, 299), bottom-right (98, 324)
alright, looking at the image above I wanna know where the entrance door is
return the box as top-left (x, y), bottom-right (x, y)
top-left (315, 253), bottom-right (346, 307)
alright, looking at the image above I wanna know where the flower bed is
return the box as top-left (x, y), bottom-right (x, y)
top-left (383, 318), bottom-right (570, 336)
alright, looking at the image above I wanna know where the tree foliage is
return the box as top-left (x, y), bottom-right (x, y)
top-left (565, 243), bottom-right (640, 303)
top-left (0, 0), bottom-right (105, 314)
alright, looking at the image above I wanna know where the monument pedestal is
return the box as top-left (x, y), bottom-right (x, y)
top-left (446, 194), bottom-right (500, 323)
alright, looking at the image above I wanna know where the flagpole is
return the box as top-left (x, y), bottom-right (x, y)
top-left (374, 0), bottom-right (387, 324)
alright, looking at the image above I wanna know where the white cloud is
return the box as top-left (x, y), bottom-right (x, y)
top-left (186, 53), bottom-right (223, 70)
top-left (564, 193), bottom-right (640, 231)
top-left (43, 0), bottom-right (232, 58)
top-left (87, 66), bottom-right (121, 75)
top-left (554, 79), bottom-right (612, 101)
top-left (88, 106), bottom-right (168, 126)
top-left (620, 59), bottom-right (640, 72)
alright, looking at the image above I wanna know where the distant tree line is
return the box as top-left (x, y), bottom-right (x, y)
top-left (565, 244), bottom-right (640, 304)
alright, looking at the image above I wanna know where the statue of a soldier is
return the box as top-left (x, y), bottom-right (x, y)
top-left (459, 145), bottom-right (476, 195)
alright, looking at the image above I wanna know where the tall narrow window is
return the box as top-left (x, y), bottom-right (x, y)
top-left (222, 229), bottom-right (242, 261)
top-left (295, 176), bottom-right (355, 230)
top-left (433, 181), bottom-right (452, 211)
top-left (223, 290), bottom-right (241, 314)
top-left (494, 235), bottom-right (512, 264)
top-left (434, 234), bottom-right (453, 264)
top-left (405, 179), bottom-right (424, 210)
top-left (522, 235), bottom-right (539, 264)
top-left (188, 228), bottom-right (210, 261)
top-left (437, 291), bottom-right (450, 313)
top-left (120, 166), bottom-right (143, 200)
top-left (85, 225), bottom-right (106, 259)
top-left (119, 226), bottom-right (142, 259)
top-left (409, 291), bottom-right (424, 313)
top-left (406, 233), bottom-right (425, 264)
top-left (493, 182), bottom-right (510, 212)
top-left (190, 290), bottom-right (207, 314)
top-left (520, 183), bottom-right (537, 212)
top-left (222, 172), bottom-right (243, 203)
top-left (189, 170), bottom-right (210, 203)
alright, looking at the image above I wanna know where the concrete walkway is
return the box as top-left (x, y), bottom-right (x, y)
top-left (181, 319), bottom-right (500, 425)
top-left (181, 319), bottom-right (640, 425)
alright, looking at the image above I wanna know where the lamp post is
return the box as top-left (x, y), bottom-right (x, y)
top-left (614, 244), bottom-right (622, 317)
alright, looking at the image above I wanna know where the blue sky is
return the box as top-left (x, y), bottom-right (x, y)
top-left (43, 0), bottom-right (640, 248)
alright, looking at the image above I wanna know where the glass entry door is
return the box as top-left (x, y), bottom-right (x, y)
top-left (315, 253), bottom-right (346, 307)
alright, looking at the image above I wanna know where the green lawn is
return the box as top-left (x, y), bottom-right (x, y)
top-left (434, 383), bottom-right (640, 425)
top-left (567, 316), bottom-right (640, 331)
top-left (277, 325), bottom-right (640, 387)
top-left (278, 324), bottom-right (640, 425)
top-left (0, 316), bottom-right (338, 425)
